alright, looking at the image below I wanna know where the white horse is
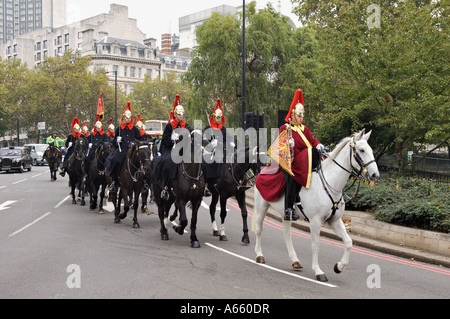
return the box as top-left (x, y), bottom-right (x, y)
top-left (252, 129), bottom-right (380, 282)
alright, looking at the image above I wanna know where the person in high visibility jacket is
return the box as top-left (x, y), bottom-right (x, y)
top-left (47, 131), bottom-right (64, 148)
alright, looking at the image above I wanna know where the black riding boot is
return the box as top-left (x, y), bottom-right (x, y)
top-left (283, 171), bottom-right (301, 221)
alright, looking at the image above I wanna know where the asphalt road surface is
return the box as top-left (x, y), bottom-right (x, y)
top-left (1, 166), bottom-right (449, 303)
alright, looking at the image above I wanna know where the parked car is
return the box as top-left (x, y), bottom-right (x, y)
top-left (24, 144), bottom-right (49, 166)
top-left (0, 146), bottom-right (33, 173)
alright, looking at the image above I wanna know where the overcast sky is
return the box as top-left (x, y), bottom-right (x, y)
top-left (66, 0), bottom-right (300, 46)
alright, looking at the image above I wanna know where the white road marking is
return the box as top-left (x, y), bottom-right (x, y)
top-left (13, 179), bottom-right (27, 185)
top-left (9, 212), bottom-right (52, 237)
top-left (205, 242), bottom-right (338, 288)
top-left (0, 200), bottom-right (17, 211)
top-left (55, 196), bottom-right (71, 209)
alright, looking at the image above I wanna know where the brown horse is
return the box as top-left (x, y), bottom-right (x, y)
top-left (113, 140), bottom-right (153, 228)
top-left (43, 142), bottom-right (62, 182)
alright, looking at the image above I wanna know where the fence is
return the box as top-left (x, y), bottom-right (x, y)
top-left (378, 154), bottom-right (450, 184)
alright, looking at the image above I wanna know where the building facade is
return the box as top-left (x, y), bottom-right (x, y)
top-left (0, 0), bottom-right (66, 44)
top-left (0, 4), bottom-right (190, 95)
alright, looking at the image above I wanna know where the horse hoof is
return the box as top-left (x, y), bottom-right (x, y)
top-left (173, 226), bottom-right (184, 235)
top-left (80, 201), bottom-right (86, 207)
top-left (72, 200), bottom-right (77, 205)
top-left (256, 256), bottom-right (265, 264)
top-left (191, 241), bottom-right (201, 248)
top-left (133, 223), bottom-right (140, 229)
top-left (219, 235), bottom-right (228, 241)
top-left (161, 233), bottom-right (169, 241)
top-left (119, 214), bottom-right (127, 220)
top-left (114, 218), bottom-right (121, 224)
top-left (242, 236), bottom-right (250, 245)
top-left (213, 230), bottom-right (220, 236)
top-left (316, 274), bottom-right (328, 282)
top-left (334, 263), bottom-right (342, 274)
top-left (292, 262), bottom-right (303, 270)
top-left (98, 210), bottom-right (104, 215)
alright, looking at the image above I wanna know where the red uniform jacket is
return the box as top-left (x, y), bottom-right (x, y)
top-left (256, 124), bottom-right (320, 202)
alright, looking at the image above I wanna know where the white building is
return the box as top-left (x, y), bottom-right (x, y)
top-left (0, 4), bottom-right (190, 95)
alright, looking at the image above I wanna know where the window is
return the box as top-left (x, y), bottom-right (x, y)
top-left (130, 67), bottom-right (135, 78)
top-left (64, 33), bottom-right (69, 43)
top-left (124, 66), bottom-right (127, 77)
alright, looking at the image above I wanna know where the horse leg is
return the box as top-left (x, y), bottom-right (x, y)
top-left (98, 183), bottom-right (106, 214)
top-left (159, 204), bottom-right (170, 241)
top-left (253, 188), bottom-right (269, 264)
top-left (141, 189), bottom-right (149, 215)
top-left (189, 200), bottom-right (201, 248)
top-left (328, 217), bottom-right (353, 274)
top-left (114, 191), bottom-right (121, 224)
top-left (218, 196), bottom-right (228, 242)
top-left (282, 220), bottom-right (303, 270)
top-left (71, 182), bottom-right (77, 205)
top-left (209, 194), bottom-right (219, 236)
top-left (79, 183), bottom-right (86, 206)
top-left (132, 189), bottom-right (140, 228)
top-left (236, 192), bottom-right (250, 244)
top-left (310, 218), bottom-right (327, 282)
top-left (120, 189), bottom-right (130, 221)
top-left (173, 201), bottom-right (188, 235)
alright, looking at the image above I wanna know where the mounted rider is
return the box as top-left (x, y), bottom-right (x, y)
top-left (107, 118), bottom-right (115, 140)
top-left (106, 102), bottom-right (142, 192)
top-left (203, 98), bottom-right (235, 195)
top-left (60, 117), bottom-right (83, 177)
top-left (256, 89), bottom-right (324, 221)
top-left (47, 131), bottom-right (64, 148)
top-left (153, 94), bottom-right (192, 200)
top-left (82, 121), bottom-right (90, 138)
top-left (135, 114), bottom-right (151, 141)
top-left (84, 114), bottom-right (108, 175)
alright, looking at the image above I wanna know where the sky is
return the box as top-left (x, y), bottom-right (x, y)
top-left (66, 0), bottom-right (300, 47)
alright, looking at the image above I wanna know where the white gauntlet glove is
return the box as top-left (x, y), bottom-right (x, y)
top-left (68, 142), bottom-right (73, 149)
top-left (316, 144), bottom-right (325, 153)
top-left (171, 132), bottom-right (180, 141)
top-left (211, 139), bottom-right (218, 148)
top-left (89, 143), bottom-right (93, 149)
top-left (116, 136), bottom-right (122, 143)
top-left (289, 138), bottom-right (295, 148)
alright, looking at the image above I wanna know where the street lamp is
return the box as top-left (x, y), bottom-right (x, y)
top-left (106, 70), bottom-right (118, 127)
top-left (241, 0), bottom-right (246, 129)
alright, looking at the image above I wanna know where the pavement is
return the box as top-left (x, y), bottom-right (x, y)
top-left (242, 188), bottom-right (450, 269)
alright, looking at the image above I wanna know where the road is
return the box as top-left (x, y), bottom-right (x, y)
top-left (0, 166), bottom-right (449, 303)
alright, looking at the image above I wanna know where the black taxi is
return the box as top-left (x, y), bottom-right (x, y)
top-left (0, 146), bottom-right (33, 173)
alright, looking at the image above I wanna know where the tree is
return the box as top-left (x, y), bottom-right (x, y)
top-left (292, 0), bottom-right (449, 174)
top-left (183, 2), bottom-right (298, 130)
top-left (130, 72), bottom-right (189, 122)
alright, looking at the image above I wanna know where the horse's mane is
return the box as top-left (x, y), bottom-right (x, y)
top-left (327, 137), bottom-right (351, 161)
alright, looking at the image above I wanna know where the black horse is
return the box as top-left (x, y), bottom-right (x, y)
top-left (67, 136), bottom-right (87, 205)
top-left (154, 129), bottom-right (206, 248)
top-left (43, 142), bottom-right (62, 182)
top-left (205, 146), bottom-right (262, 244)
top-left (87, 142), bottom-right (115, 214)
top-left (113, 140), bottom-right (153, 228)
top-left (139, 138), bottom-right (158, 215)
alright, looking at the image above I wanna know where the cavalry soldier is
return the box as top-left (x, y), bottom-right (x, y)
top-left (82, 121), bottom-right (90, 138)
top-left (47, 131), bottom-right (64, 148)
top-left (135, 114), bottom-right (150, 141)
top-left (60, 117), bottom-right (83, 177)
top-left (256, 89), bottom-right (324, 221)
top-left (84, 114), bottom-right (108, 175)
top-left (153, 94), bottom-right (192, 200)
top-left (106, 102), bottom-right (142, 192)
top-left (107, 118), bottom-right (115, 140)
top-left (203, 98), bottom-right (235, 195)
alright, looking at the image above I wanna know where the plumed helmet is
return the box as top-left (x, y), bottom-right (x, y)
top-left (121, 102), bottom-right (134, 125)
top-left (174, 105), bottom-right (184, 116)
top-left (135, 114), bottom-right (144, 129)
top-left (285, 89), bottom-right (305, 124)
top-left (108, 118), bottom-right (115, 131)
top-left (72, 118), bottom-right (81, 132)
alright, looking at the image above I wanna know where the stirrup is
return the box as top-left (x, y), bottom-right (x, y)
top-left (284, 208), bottom-right (300, 221)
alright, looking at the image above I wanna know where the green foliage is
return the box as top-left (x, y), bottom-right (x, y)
top-left (346, 177), bottom-right (450, 233)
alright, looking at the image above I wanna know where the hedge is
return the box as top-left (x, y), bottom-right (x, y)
top-left (345, 177), bottom-right (450, 233)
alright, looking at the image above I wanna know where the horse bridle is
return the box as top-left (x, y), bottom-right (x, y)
top-left (126, 143), bottom-right (152, 182)
top-left (314, 137), bottom-right (377, 222)
top-left (179, 130), bottom-right (204, 186)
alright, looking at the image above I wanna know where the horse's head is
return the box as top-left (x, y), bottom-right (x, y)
top-left (74, 136), bottom-right (87, 161)
top-left (350, 129), bottom-right (380, 182)
top-left (133, 140), bottom-right (153, 174)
